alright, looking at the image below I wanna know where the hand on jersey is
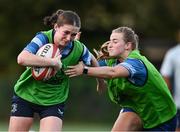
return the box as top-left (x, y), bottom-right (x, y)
top-left (64, 61), bottom-right (84, 77)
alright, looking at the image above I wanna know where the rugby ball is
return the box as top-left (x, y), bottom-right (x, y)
top-left (32, 43), bottom-right (60, 81)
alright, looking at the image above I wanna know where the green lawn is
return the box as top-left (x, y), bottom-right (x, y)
top-left (0, 121), bottom-right (112, 131)
top-left (63, 122), bottom-right (111, 131)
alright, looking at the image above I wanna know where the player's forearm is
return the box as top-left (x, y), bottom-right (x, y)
top-left (86, 66), bottom-right (116, 78)
top-left (84, 65), bottom-right (129, 79)
top-left (17, 50), bottom-right (55, 67)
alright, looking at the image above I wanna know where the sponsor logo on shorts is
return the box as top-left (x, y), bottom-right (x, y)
top-left (11, 103), bottom-right (17, 113)
top-left (58, 108), bottom-right (64, 115)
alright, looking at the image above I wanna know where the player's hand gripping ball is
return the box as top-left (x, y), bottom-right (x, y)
top-left (32, 43), bottom-right (60, 81)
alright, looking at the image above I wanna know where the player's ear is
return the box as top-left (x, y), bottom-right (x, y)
top-left (54, 23), bottom-right (58, 31)
top-left (125, 42), bottom-right (132, 50)
top-left (75, 32), bottom-right (81, 40)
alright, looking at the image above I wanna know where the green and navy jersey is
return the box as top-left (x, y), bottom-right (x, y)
top-left (14, 29), bottom-right (92, 106)
top-left (106, 50), bottom-right (177, 129)
top-left (24, 29), bottom-right (92, 65)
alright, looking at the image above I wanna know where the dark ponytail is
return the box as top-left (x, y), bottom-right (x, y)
top-left (43, 9), bottom-right (64, 28)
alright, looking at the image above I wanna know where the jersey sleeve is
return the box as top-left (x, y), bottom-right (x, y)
top-left (119, 58), bottom-right (147, 86)
top-left (24, 33), bottom-right (48, 54)
top-left (80, 44), bottom-right (92, 66)
top-left (98, 59), bottom-right (107, 66)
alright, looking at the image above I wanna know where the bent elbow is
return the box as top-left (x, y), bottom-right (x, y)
top-left (17, 54), bottom-right (25, 65)
top-left (17, 50), bottom-right (30, 65)
top-left (108, 70), bottom-right (117, 79)
top-left (109, 75), bottom-right (116, 79)
top-left (104, 74), bottom-right (115, 79)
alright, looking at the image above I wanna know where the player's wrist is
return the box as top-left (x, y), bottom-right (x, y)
top-left (83, 66), bottom-right (88, 74)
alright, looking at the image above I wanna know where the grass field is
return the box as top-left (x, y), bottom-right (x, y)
top-left (0, 121), bottom-right (112, 131)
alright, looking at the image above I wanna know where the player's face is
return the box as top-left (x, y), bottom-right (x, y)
top-left (54, 24), bottom-right (80, 48)
top-left (108, 32), bottom-right (127, 58)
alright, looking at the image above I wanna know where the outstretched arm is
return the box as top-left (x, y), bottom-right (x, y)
top-left (65, 62), bottom-right (129, 79)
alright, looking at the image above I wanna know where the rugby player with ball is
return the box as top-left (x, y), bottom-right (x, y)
top-left (8, 9), bottom-right (105, 131)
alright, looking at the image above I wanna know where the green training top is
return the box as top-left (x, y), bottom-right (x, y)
top-left (107, 50), bottom-right (177, 129)
top-left (14, 29), bottom-right (84, 106)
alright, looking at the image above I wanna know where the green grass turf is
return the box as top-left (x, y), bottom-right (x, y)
top-left (0, 121), bottom-right (112, 131)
